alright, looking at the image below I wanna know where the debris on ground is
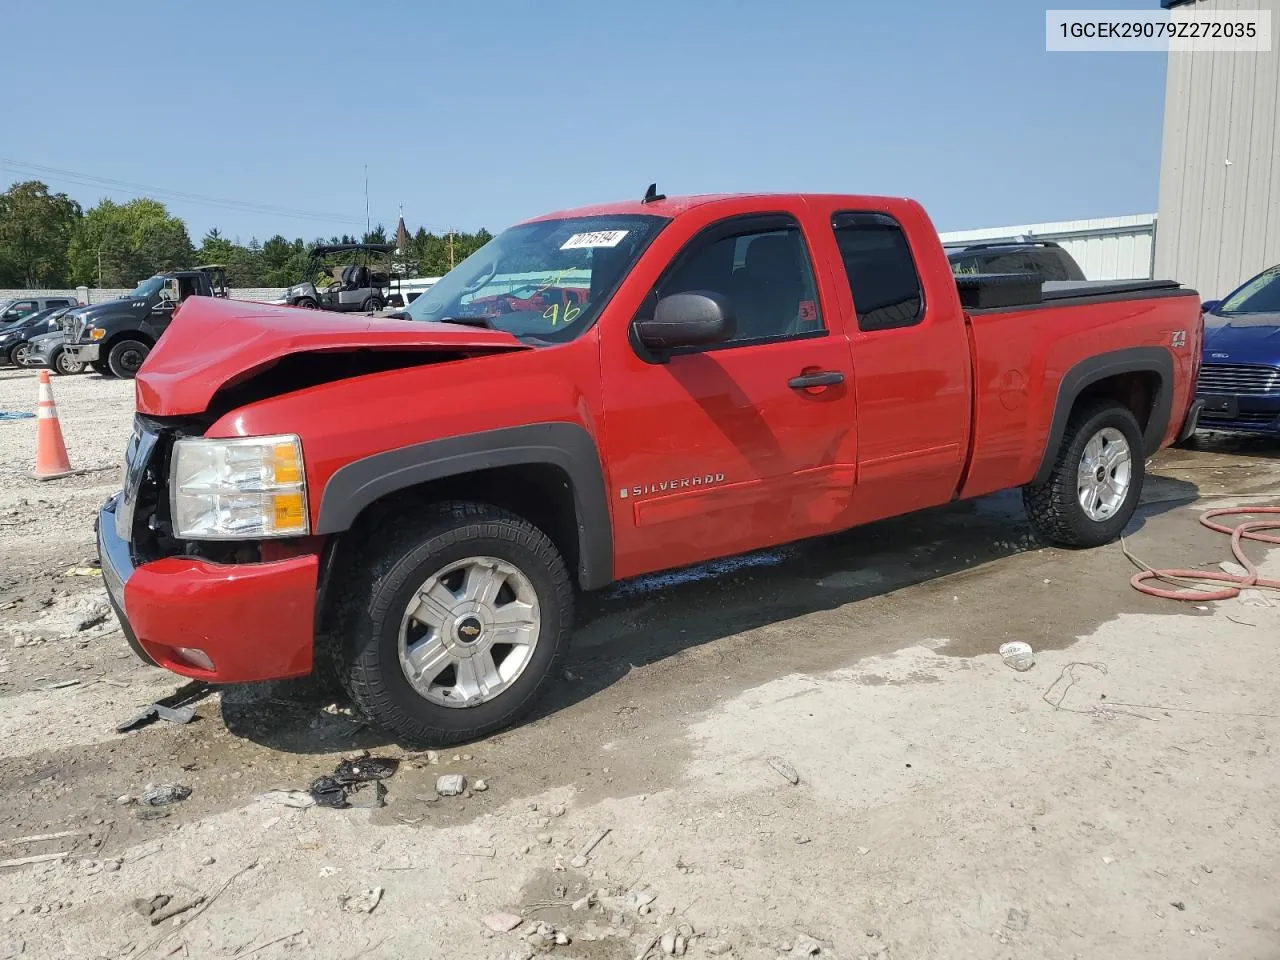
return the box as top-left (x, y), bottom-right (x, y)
top-left (308, 755), bottom-right (400, 809)
top-left (63, 567), bottom-right (101, 578)
top-left (0, 411), bottom-right (36, 421)
top-left (0, 852), bottom-right (69, 869)
top-left (570, 828), bottom-right (611, 869)
top-left (257, 790), bottom-right (316, 809)
top-left (766, 756), bottom-right (800, 785)
top-left (132, 894), bottom-right (171, 920)
top-left (780, 934), bottom-right (824, 958)
top-left (999, 641), bottom-right (1035, 672)
top-left (704, 939), bottom-right (732, 956)
top-left (473, 778), bottom-right (489, 792)
top-left (148, 896), bottom-right (205, 926)
top-left (138, 784), bottom-right (192, 807)
top-left (116, 680), bottom-right (212, 733)
top-left (525, 920), bottom-right (569, 948)
top-left (340, 887), bottom-right (383, 914)
top-left (436, 774), bottom-right (467, 797)
top-left (483, 912), bottom-right (524, 933)
top-left (1005, 907), bottom-right (1030, 931)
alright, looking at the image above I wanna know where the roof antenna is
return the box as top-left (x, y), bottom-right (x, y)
top-left (642, 182), bottom-right (666, 204)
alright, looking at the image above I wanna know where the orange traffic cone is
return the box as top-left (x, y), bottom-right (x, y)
top-left (32, 370), bottom-right (76, 481)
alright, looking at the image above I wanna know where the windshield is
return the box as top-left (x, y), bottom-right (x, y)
top-left (1219, 265), bottom-right (1280, 314)
top-left (128, 277), bottom-right (165, 299)
top-left (405, 215), bottom-right (667, 341)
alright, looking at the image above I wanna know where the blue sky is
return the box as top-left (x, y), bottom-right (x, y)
top-left (2, 0), bottom-right (1169, 242)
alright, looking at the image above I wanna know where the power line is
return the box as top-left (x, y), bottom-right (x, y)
top-left (0, 156), bottom-right (368, 226)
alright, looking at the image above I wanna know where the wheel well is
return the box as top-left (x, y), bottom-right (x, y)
top-left (1074, 371), bottom-right (1159, 432)
top-left (343, 464), bottom-right (582, 582)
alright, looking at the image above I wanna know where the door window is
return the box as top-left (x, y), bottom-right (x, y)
top-left (653, 218), bottom-right (823, 346)
top-left (831, 214), bottom-right (925, 332)
top-left (1, 300), bottom-right (38, 321)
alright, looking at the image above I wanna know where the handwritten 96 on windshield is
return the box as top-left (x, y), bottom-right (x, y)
top-left (1046, 10), bottom-right (1272, 52)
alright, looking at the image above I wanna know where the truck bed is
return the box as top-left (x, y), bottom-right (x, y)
top-left (957, 273), bottom-right (1191, 312)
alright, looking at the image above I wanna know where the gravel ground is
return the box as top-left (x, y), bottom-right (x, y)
top-left (1, 362), bottom-right (1279, 960)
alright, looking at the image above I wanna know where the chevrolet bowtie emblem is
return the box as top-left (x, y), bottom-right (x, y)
top-left (460, 624), bottom-right (480, 637)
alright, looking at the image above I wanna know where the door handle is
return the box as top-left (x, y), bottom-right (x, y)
top-left (788, 370), bottom-right (845, 390)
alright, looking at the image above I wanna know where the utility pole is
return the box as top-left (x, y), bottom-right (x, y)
top-left (447, 228), bottom-right (455, 270)
top-left (96, 246), bottom-right (102, 288)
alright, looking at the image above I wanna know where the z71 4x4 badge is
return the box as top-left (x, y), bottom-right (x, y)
top-left (1171, 330), bottom-right (1187, 347)
top-left (619, 474), bottom-right (726, 499)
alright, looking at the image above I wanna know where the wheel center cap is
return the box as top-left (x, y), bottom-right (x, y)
top-left (456, 616), bottom-right (483, 645)
top-left (1095, 467), bottom-right (1107, 483)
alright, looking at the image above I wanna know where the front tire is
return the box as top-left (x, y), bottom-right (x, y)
top-left (296, 297), bottom-right (318, 309)
top-left (332, 502), bottom-right (573, 745)
top-left (90, 359), bottom-right (111, 375)
top-left (52, 349), bottom-right (85, 375)
top-left (9, 343), bottom-right (28, 367)
top-left (1023, 400), bottom-right (1145, 548)
top-left (107, 339), bottom-right (150, 379)
top-left (361, 296), bottom-right (384, 313)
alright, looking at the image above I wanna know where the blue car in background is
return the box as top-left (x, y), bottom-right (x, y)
top-left (1196, 264), bottom-right (1280, 436)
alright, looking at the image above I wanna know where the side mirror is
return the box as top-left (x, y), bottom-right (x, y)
top-left (1201, 300), bottom-right (1221, 314)
top-left (633, 292), bottom-right (735, 356)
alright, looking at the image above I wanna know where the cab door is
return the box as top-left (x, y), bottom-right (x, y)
top-left (145, 278), bottom-right (180, 338)
top-left (814, 204), bottom-right (973, 524)
top-left (598, 203), bottom-right (859, 580)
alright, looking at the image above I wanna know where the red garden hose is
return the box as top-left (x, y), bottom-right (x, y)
top-left (1131, 504), bottom-right (1280, 601)
top-left (1129, 506), bottom-right (1280, 601)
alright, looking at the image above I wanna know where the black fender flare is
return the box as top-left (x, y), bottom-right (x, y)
top-left (314, 422), bottom-right (613, 589)
top-left (1032, 345), bottom-right (1174, 485)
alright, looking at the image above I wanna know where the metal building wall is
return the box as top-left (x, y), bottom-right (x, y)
top-left (1155, 0), bottom-right (1280, 299)
top-left (939, 214), bottom-right (1157, 280)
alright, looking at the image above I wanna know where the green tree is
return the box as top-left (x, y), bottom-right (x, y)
top-left (0, 181), bottom-right (82, 286)
top-left (69, 198), bottom-right (194, 286)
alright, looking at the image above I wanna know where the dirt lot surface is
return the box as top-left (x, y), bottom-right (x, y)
top-left (1, 364), bottom-right (1279, 960)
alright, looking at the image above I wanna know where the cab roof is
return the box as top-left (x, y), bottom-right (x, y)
top-left (521, 193), bottom-right (913, 224)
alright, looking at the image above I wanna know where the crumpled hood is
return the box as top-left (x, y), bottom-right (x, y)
top-left (135, 296), bottom-right (531, 416)
top-left (1203, 313), bottom-right (1280, 363)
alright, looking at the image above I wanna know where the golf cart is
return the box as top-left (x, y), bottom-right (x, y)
top-left (275, 242), bottom-right (400, 313)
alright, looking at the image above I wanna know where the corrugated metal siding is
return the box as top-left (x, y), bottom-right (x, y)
top-left (939, 215), bottom-right (1157, 280)
top-left (1155, 0), bottom-right (1280, 298)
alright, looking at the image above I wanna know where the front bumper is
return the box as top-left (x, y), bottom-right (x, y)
top-left (1195, 392), bottom-right (1280, 435)
top-left (23, 340), bottom-right (56, 367)
top-left (97, 494), bottom-right (321, 682)
top-left (64, 343), bottom-right (100, 363)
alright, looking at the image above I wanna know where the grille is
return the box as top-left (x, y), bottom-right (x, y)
top-left (1197, 363), bottom-right (1280, 396)
top-left (66, 315), bottom-right (86, 343)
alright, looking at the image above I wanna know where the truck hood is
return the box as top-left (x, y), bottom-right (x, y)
top-left (135, 296), bottom-right (532, 416)
top-left (1203, 313), bottom-right (1280, 363)
top-left (66, 301), bottom-right (141, 325)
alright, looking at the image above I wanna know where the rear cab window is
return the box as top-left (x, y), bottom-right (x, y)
top-left (830, 213), bottom-right (925, 331)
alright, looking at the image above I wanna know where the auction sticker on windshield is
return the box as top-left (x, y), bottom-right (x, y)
top-left (561, 230), bottom-right (629, 250)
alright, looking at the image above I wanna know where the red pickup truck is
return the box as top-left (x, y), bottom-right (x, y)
top-left (97, 192), bottom-right (1203, 744)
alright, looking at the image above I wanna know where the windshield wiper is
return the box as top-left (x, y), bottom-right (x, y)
top-left (436, 315), bottom-right (494, 329)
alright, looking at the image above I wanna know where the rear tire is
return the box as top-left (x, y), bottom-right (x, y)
top-left (52, 349), bottom-right (85, 375)
top-left (331, 501), bottom-right (573, 746)
top-left (9, 343), bottom-right (28, 367)
top-left (296, 297), bottom-right (318, 309)
top-left (107, 339), bottom-right (150, 379)
top-left (1023, 400), bottom-right (1145, 548)
top-left (361, 296), bottom-right (384, 313)
top-left (90, 359), bottom-right (111, 376)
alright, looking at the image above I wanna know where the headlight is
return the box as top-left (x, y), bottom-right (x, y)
top-left (170, 435), bottom-right (309, 540)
